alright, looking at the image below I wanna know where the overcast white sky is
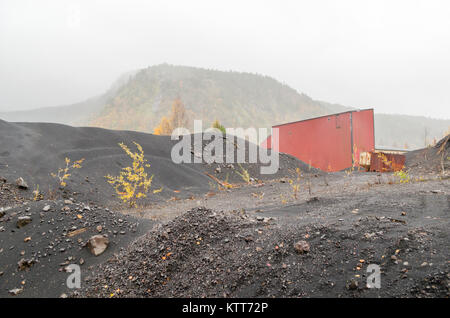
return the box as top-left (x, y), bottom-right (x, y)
top-left (0, 0), bottom-right (449, 119)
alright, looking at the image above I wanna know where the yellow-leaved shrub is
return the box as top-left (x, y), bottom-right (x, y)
top-left (105, 142), bottom-right (158, 207)
top-left (51, 157), bottom-right (85, 187)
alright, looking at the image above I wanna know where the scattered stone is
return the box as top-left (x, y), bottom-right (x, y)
top-left (347, 279), bottom-right (359, 290)
top-left (16, 216), bottom-right (32, 228)
top-left (0, 207), bottom-right (10, 218)
top-left (9, 288), bottom-right (23, 296)
top-left (67, 227), bottom-right (87, 237)
top-left (96, 225), bottom-right (103, 233)
top-left (87, 235), bottom-right (109, 256)
top-left (215, 167), bottom-right (221, 174)
top-left (294, 240), bottom-right (310, 254)
top-left (15, 177), bottom-right (28, 189)
top-left (18, 258), bottom-right (35, 271)
top-left (43, 205), bottom-right (51, 212)
top-left (421, 262), bottom-right (428, 267)
top-left (60, 293), bottom-right (68, 298)
top-left (24, 236), bottom-right (31, 242)
top-left (307, 196), bottom-right (319, 203)
top-left (64, 200), bottom-right (73, 205)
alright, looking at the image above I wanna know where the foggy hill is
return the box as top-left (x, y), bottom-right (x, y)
top-left (89, 64), bottom-right (332, 131)
top-left (0, 64), bottom-right (448, 150)
top-left (0, 95), bottom-right (106, 126)
top-left (0, 69), bottom-right (139, 126)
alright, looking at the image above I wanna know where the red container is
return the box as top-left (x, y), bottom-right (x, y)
top-left (262, 109), bottom-right (375, 172)
top-left (367, 152), bottom-right (405, 172)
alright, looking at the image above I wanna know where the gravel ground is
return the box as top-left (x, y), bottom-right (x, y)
top-left (76, 177), bottom-right (449, 298)
top-left (1, 121), bottom-right (448, 298)
top-left (0, 196), bottom-right (154, 298)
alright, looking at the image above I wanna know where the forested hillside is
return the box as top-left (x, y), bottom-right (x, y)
top-left (89, 64), bottom-right (331, 131)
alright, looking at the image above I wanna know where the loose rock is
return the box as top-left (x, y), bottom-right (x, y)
top-left (347, 279), bottom-right (359, 290)
top-left (15, 177), bottom-right (28, 189)
top-left (18, 258), bottom-right (35, 271)
top-left (9, 288), bottom-right (23, 296)
top-left (87, 235), bottom-right (109, 256)
top-left (16, 216), bottom-right (32, 228)
top-left (294, 240), bottom-right (310, 254)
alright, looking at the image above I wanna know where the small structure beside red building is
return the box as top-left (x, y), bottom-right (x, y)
top-left (261, 109), bottom-right (377, 172)
top-left (359, 150), bottom-right (406, 172)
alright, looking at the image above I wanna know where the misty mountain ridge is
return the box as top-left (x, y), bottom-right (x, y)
top-left (0, 64), bottom-right (448, 150)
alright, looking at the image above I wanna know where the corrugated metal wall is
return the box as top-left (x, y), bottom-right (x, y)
top-left (351, 109), bottom-right (375, 167)
top-left (263, 109), bottom-right (375, 172)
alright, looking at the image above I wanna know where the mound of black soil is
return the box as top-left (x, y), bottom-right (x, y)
top-left (76, 207), bottom-right (449, 298)
top-left (0, 177), bottom-right (25, 209)
top-left (0, 196), bottom-right (153, 297)
top-left (0, 120), bottom-right (312, 207)
top-left (406, 134), bottom-right (449, 174)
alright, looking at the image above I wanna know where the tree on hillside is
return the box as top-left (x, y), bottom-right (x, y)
top-left (153, 116), bottom-right (171, 135)
top-left (154, 99), bottom-right (188, 135)
top-left (212, 119), bottom-right (226, 134)
top-left (169, 98), bottom-right (188, 129)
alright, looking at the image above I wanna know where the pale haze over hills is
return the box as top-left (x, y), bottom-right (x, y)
top-left (0, 0), bottom-right (449, 120)
top-left (1, 64), bottom-right (448, 150)
top-left (0, 1), bottom-right (449, 149)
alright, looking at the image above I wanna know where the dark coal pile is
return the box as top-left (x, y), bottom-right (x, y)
top-left (0, 120), bottom-right (311, 208)
top-left (77, 206), bottom-right (449, 298)
top-left (0, 197), bottom-right (153, 297)
top-left (406, 134), bottom-right (449, 174)
top-left (0, 119), bottom-right (212, 207)
top-left (0, 177), bottom-right (25, 209)
top-left (410, 272), bottom-right (450, 298)
top-left (187, 132), bottom-right (322, 184)
top-left (76, 207), bottom-right (258, 297)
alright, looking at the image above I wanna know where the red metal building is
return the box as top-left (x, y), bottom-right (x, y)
top-left (261, 109), bottom-right (375, 172)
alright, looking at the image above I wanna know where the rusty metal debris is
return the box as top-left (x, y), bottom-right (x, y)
top-left (360, 151), bottom-right (405, 172)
